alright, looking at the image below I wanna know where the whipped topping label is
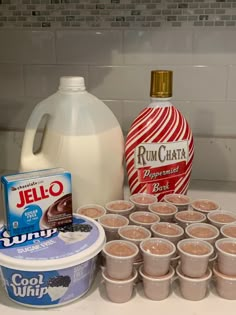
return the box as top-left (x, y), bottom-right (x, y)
top-left (1, 168), bottom-right (73, 237)
top-left (1, 257), bottom-right (97, 306)
top-left (0, 216), bottom-right (99, 260)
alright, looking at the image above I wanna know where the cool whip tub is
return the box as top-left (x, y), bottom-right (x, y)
top-left (0, 214), bottom-right (105, 308)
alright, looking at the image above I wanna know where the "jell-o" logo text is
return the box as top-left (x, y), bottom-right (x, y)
top-left (16, 181), bottom-right (64, 208)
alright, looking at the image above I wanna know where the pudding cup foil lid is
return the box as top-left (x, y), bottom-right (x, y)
top-left (0, 214), bottom-right (105, 271)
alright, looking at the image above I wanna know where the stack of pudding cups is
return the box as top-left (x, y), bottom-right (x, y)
top-left (139, 238), bottom-right (176, 300)
top-left (213, 237), bottom-right (236, 300)
top-left (177, 238), bottom-right (214, 301)
top-left (101, 240), bottom-right (139, 303)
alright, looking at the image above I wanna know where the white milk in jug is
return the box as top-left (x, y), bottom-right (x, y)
top-left (20, 77), bottom-right (124, 209)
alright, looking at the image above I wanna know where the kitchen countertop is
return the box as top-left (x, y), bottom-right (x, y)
top-left (0, 179), bottom-right (236, 314)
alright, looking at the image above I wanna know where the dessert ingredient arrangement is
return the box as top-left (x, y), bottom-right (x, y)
top-left (0, 72), bottom-right (233, 308)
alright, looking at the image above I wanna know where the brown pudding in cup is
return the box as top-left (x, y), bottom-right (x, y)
top-left (129, 193), bottom-right (157, 211)
top-left (163, 194), bottom-right (191, 211)
top-left (185, 223), bottom-right (219, 245)
top-left (151, 222), bottom-right (184, 245)
top-left (105, 200), bottom-right (134, 217)
top-left (191, 199), bottom-right (220, 213)
top-left (174, 210), bottom-right (206, 228)
top-left (148, 202), bottom-right (177, 222)
top-left (207, 210), bottom-right (236, 228)
top-left (99, 214), bottom-right (129, 241)
top-left (129, 211), bottom-right (160, 229)
top-left (76, 204), bottom-right (106, 220)
top-left (221, 223), bottom-right (236, 239)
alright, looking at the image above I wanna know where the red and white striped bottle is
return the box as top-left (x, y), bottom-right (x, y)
top-left (125, 70), bottom-right (194, 201)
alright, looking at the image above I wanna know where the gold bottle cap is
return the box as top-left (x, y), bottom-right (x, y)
top-left (150, 70), bottom-right (173, 98)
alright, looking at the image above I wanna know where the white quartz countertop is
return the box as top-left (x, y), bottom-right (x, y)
top-left (0, 179), bottom-right (236, 314)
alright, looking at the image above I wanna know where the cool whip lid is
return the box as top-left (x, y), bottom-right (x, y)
top-left (0, 215), bottom-right (105, 271)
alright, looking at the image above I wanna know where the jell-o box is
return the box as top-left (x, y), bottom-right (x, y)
top-left (1, 168), bottom-right (72, 236)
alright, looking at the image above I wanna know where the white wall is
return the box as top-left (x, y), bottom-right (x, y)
top-left (0, 28), bottom-right (236, 181)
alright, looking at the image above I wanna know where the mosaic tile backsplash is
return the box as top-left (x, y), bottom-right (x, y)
top-left (1, 0), bottom-right (236, 28)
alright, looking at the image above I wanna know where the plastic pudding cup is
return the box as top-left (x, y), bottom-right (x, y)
top-left (163, 194), bottom-right (191, 211)
top-left (207, 210), bottom-right (236, 229)
top-left (148, 202), bottom-right (178, 222)
top-left (118, 225), bottom-right (151, 261)
top-left (191, 199), bottom-right (220, 214)
top-left (221, 223), bottom-right (236, 239)
top-left (140, 238), bottom-right (176, 277)
top-left (129, 193), bottom-right (157, 211)
top-left (174, 210), bottom-right (206, 229)
top-left (102, 240), bottom-right (139, 280)
top-left (151, 222), bottom-right (184, 245)
top-left (0, 214), bottom-right (106, 308)
top-left (177, 239), bottom-right (214, 278)
top-left (185, 222), bottom-right (220, 245)
top-left (139, 265), bottom-right (175, 300)
top-left (98, 214), bottom-right (129, 242)
top-left (105, 200), bottom-right (135, 217)
top-left (215, 238), bottom-right (236, 276)
top-left (129, 211), bottom-right (160, 229)
top-left (102, 269), bottom-right (137, 303)
top-left (76, 204), bottom-right (106, 220)
top-left (213, 264), bottom-right (236, 300)
top-left (176, 265), bottom-right (212, 301)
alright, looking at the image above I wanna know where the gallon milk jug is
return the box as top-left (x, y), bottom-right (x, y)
top-left (125, 70), bottom-right (194, 201)
top-left (20, 76), bottom-right (124, 208)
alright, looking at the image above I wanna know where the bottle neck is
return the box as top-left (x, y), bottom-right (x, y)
top-left (148, 97), bottom-right (173, 108)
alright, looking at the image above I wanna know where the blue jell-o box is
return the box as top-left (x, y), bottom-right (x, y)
top-left (1, 168), bottom-right (73, 237)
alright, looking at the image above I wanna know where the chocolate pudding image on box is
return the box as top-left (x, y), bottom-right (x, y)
top-left (177, 239), bottom-right (213, 278)
top-left (148, 202), bottom-right (177, 222)
top-left (185, 223), bottom-right (219, 245)
top-left (221, 224), bottom-right (236, 238)
top-left (191, 199), bottom-right (220, 213)
top-left (151, 222), bottom-right (184, 244)
top-left (103, 240), bottom-right (139, 280)
top-left (41, 193), bottom-right (73, 229)
top-left (76, 204), bottom-right (106, 220)
top-left (140, 238), bottom-right (176, 277)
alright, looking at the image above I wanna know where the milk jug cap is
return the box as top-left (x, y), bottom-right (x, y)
top-left (59, 76), bottom-right (86, 91)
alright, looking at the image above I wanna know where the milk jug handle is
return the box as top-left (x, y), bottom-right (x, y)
top-left (21, 102), bottom-right (51, 158)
